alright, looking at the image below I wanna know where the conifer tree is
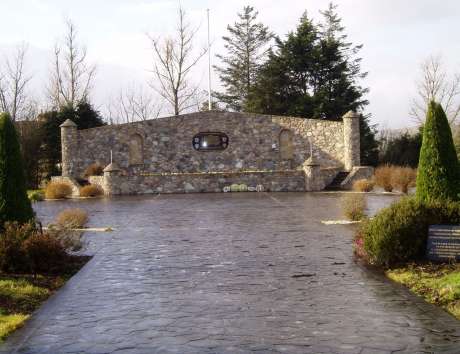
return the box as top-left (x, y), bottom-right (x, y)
top-left (0, 113), bottom-right (34, 227)
top-left (247, 11), bottom-right (319, 117)
top-left (247, 3), bottom-right (368, 120)
top-left (215, 6), bottom-right (272, 111)
top-left (416, 101), bottom-right (460, 202)
top-left (314, 2), bottom-right (368, 119)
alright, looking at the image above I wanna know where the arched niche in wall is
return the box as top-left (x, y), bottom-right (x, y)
top-left (279, 129), bottom-right (294, 160)
top-left (129, 133), bottom-right (144, 165)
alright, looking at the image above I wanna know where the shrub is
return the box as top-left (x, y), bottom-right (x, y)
top-left (22, 232), bottom-right (67, 274)
top-left (0, 222), bottom-right (35, 273)
top-left (79, 184), bottom-right (103, 197)
top-left (374, 165), bottom-right (394, 192)
top-left (353, 179), bottom-right (375, 192)
top-left (360, 197), bottom-right (460, 266)
top-left (0, 222), bottom-right (82, 274)
top-left (48, 227), bottom-right (84, 252)
top-left (417, 101), bottom-right (460, 202)
top-left (27, 190), bottom-right (44, 202)
top-left (45, 182), bottom-right (72, 199)
top-left (55, 209), bottom-right (88, 228)
top-left (0, 113), bottom-right (34, 227)
top-left (83, 163), bottom-right (104, 177)
top-left (392, 167), bottom-right (417, 194)
top-left (341, 194), bottom-right (367, 221)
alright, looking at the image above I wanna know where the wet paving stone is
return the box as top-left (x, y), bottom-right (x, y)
top-left (1, 193), bottom-right (460, 353)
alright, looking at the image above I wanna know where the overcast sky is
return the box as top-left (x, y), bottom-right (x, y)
top-left (1, 0), bottom-right (459, 129)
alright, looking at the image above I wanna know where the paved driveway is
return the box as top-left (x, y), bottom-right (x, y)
top-left (2, 193), bottom-right (460, 354)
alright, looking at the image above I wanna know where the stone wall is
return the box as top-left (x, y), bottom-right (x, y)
top-left (104, 170), bottom-right (306, 195)
top-left (66, 111), bottom-right (346, 178)
top-left (60, 111), bottom-right (362, 195)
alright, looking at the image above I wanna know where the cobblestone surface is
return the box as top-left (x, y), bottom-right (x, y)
top-left (2, 193), bottom-right (460, 354)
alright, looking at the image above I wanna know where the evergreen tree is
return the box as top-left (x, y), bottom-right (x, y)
top-left (379, 130), bottom-right (422, 168)
top-left (314, 3), bottom-right (368, 119)
top-left (359, 114), bottom-right (379, 166)
top-left (247, 11), bottom-right (319, 117)
top-left (40, 102), bottom-right (105, 178)
top-left (215, 6), bottom-right (272, 111)
top-left (247, 3), bottom-right (368, 120)
top-left (0, 113), bottom-right (34, 227)
top-left (416, 101), bottom-right (460, 202)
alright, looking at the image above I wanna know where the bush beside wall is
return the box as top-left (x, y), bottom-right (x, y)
top-left (353, 179), bottom-right (375, 192)
top-left (83, 163), bottom-right (104, 178)
top-left (45, 182), bottom-right (72, 199)
top-left (79, 185), bottom-right (103, 197)
top-left (374, 165), bottom-right (393, 192)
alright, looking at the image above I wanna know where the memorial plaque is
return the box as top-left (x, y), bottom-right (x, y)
top-left (426, 225), bottom-right (460, 262)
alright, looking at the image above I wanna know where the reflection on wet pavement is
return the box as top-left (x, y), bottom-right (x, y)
top-left (1, 193), bottom-right (459, 354)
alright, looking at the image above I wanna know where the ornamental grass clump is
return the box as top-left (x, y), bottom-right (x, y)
top-left (416, 101), bottom-right (460, 202)
top-left (341, 194), bottom-right (367, 221)
top-left (353, 179), bottom-right (375, 192)
top-left (0, 113), bottom-right (34, 227)
top-left (374, 165), bottom-right (394, 192)
top-left (55, 208), bottom-right (88, 229)
top-left (79, 184), bottom-right (103, 197)
top-left (45, 182), bottom-right (72, 199)
top-left (392, 167), bottom-right (417, 194)
top-left (83, 163), bottom-right (104, 177)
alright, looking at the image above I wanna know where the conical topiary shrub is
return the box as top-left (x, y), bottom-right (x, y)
top-left (416, 101), bottom-right (460, 202)
top-left (0, 113), bottom-right (34, 227)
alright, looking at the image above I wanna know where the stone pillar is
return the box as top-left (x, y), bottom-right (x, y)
top-left (103, 162), bottom-right (122, 196)
top-left (60, 119), bottom-right (78, 177)
top-left (303, 157), bottom-right (322, 191)
top-left (343, 111), bottom-right (360, 171)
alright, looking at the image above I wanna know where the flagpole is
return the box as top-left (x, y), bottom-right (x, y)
top-left (207, 8), bottom-right (212, 111)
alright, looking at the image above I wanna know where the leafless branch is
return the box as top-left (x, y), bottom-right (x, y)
top-left (48, 19), bottom-right (96, 109)
top-left (106, 84), bottom-right (162, 124)
top-left (411, 55), bottom-right (460, 125)
top-left (147, 7), bottom-right (206, 116)
top-left (0, 43), bottom-right (34, 121)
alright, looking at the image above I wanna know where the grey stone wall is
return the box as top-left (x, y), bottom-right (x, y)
top-left (68, 111), bottom-right (347, 178)
top-left (104, 170), bottom-right (306, 195)
top-left (61, 111), bottom-right (362, 195)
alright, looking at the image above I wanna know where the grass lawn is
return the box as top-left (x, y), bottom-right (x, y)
top-left (0, 256), bottom-right (89, 341)
top-left (386, 263), bottom-right (460, 320)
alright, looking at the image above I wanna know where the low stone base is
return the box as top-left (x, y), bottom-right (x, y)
top-left (105, 170), bottom-right (307, 195)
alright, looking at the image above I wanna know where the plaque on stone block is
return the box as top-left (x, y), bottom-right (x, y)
top-left (426, 225), bottom-right (460, 262)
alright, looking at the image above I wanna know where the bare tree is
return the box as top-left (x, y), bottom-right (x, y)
top-left (48, 19), bottom-right (96, 109)
top-left (0, 44), bottom-right (34, 121)
top-left (106, 85), bottom-right (162, 124)
top-left (410, 55), bottom-right (460, 125)
top-left (147, 7), bottom-right (206, 116)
